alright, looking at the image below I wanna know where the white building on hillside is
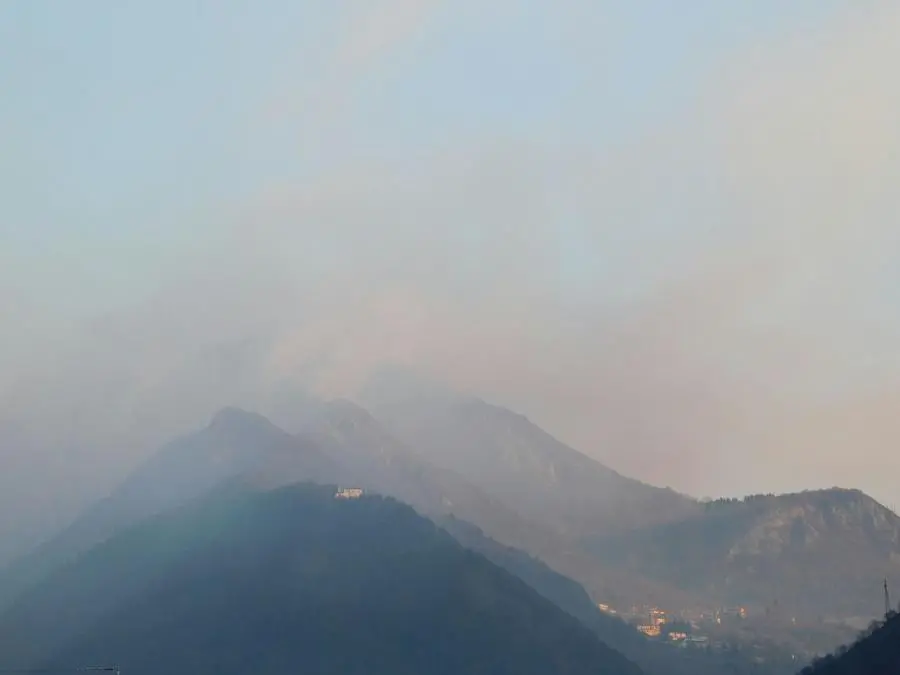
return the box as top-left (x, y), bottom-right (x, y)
top-left (335, 487), bottom-right (364, 499)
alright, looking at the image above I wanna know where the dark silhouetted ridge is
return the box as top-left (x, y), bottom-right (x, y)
top-left (799, 611), bottom-right (900, 674)
top-left (0, 408), bottom-right (341, 611)
top-left (0, 483), bottom-right (645, 675)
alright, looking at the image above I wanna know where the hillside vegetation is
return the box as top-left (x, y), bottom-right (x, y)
top-left (589, 489), bottom-right (900, 616)
top-left (0, 483), bottom-right (644, 675)
top-left (799, 611), bottom-right (900, 674)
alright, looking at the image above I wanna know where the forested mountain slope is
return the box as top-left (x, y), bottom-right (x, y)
top-left (0, 483), bottom-right (645, 675)
top-left (799, 611), bottom-right (900, 675)
top-left (589, 489), bottom-right (900, 616)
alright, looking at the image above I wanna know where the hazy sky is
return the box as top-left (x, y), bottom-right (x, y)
top-left (2, 1), bottom-right (899, 555)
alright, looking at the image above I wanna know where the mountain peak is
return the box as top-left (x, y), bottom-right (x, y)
top-left (359, 364), bottom-right (460, 407)
top-left (708, 487), bottom-right (893, 519)
top-left (208, 406), bottom-right (279, 437)
top-left (322, 398), bottom-right (376, 425)
top-left (361, 370), bottom-right (698, 537)
top-left (291, 399), bottom-right (385, 440)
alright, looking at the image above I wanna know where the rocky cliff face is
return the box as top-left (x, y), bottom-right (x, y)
top-left (589, 489), bottom-right (900, 617)
top-left (725, 489), bottom-right (900, 559)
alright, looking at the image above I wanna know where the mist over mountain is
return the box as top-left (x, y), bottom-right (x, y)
top-left (289, 398), bottom-right (557, 554)
top-left (2, 386), bottom-right (897, 671)
top-left (0, 395), bottom-right (606, 610)
top-left (5, 5), bottom-right (900, 675)
top-left (359, 367), bottom-right (699, 538)
top-left (589, 489), bottom-right (900, 617)
top-left (440, 515), bottom-right (801, 675)
top-left (0, 407), bottom-right (341, 610)
top-left (0, 399), bottom-right (547, 609)
top-left (0, 483), bottom-right (644, 675)
top-left (7, 381), bottom-right (895, 637)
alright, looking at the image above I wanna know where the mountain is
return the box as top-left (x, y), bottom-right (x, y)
top-left (292, 398), bottom-right (559, 555)
top-left (0, 407), bottom-right (341, 610)
top-left (0, 482), bottom-right (645, 675)
top-left (358, 366), bottom-right (698, 538)
top-left (1, 400), bottom-right (701, 661)
top-left (440, 515), bottom-right (799, 675)
top-left (587, 489), bottom-right (900, 617)
top-left (799, 611), bottom-right (900, 674)
top-left (283, 396), bottom-right (709, 613)
top-left (4, 390), bottom-right (882, 663)
top-left (1, 401), bottom-right (568, 615)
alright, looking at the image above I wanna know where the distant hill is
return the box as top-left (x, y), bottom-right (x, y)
top-left (5, 390), bottom-right (892, 662)
top-left (441, 515), bottom-right (799, 675)
top-left (0, 483), bottom-right (645, 675)
top-left (0, 407), bottom-right (342, 610)
top-left (798, 611), bottom-right (900, 674)
top-left (358, 366), bottom-right (699, 538)
top-left (0, 403), bottom-right (564, 608)
top-left (287, 392), bottom-right (705, 612)
top-left (588, 489), bottom-right (900, 616)
top-left (292, 398), bottom-right (558, 555)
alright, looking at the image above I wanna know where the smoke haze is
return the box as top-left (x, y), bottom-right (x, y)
top-left (2, 1), bottom-right (899, 561)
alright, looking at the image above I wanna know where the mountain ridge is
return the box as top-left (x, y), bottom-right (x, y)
top-left (588, 487), bottom-right (900, 617)
top-left (0, 482), bottom-right (646, 675)
top-left (4, 384), bottom-right (894, 663)
top-left (0, 407), bottom-right (342, 610)
top-left (358, 366), bottom-right (699, 538)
